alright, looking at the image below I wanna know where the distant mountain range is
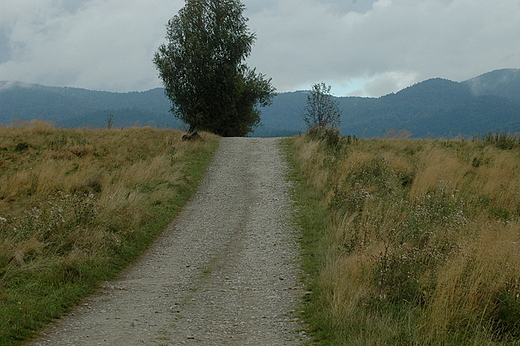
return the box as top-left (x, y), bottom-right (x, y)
top-left (2, 68), bottom-right (520, 138)
top-left (0, 82), bottom-right (182, 129)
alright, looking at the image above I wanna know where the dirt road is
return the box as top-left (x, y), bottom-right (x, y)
top-left (31, 137), bottom-right (307, 345)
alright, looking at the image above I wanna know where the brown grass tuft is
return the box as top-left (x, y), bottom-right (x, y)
top-left (290, 133), bottom-right (520, 344)
top-left (0, 124), bottom-right (219, 345)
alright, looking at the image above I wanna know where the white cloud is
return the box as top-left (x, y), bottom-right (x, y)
top-left (1, 0), bottom-right (519, 96)
top-left (0, 0), bottom-right (183, 91)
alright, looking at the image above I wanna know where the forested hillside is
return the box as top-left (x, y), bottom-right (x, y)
top-left (258, 69), bottom-right (520, 138)
top-left (338, 77), bottom-right (520, 138)
top-left (0, 82), bottom-right (181, 129)
top-left (2, 68), bottom-right (520, 138)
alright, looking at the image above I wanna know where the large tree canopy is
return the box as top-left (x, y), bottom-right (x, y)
top-left (154, 0), bottom-right (275, 137)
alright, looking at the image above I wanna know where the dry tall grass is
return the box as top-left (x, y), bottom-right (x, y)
top-left (0, 122), bottom-right (218, 344)
top-left (291, 132), bottom-right (520, 345)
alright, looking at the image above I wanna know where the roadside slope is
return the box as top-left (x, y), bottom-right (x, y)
top-left (31, 137), bottom-right (307, 345)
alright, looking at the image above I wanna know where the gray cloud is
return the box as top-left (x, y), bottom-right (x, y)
top-left (0, 29), bottom-right (11, 63)
top-left (0, 0), bottom-right (519, 96)
top-left (0, 0), bottom-right (183, 91)
top-left (247, 0), bottom-right (520, 95)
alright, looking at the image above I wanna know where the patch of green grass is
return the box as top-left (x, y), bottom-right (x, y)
top-left (281, 137), bottom-right (332, 345)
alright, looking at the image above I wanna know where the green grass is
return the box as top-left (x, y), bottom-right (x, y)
top-left (0, 124), bottom-right (219, 345)
top-left (281, 137), bottom-right (333, 344)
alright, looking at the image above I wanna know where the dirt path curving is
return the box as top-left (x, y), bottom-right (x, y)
top-left (31, 137), bottom-right (307, 346)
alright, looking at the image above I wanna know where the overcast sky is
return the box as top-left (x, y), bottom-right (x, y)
top-left (1, 0), bottom-right (519, 97)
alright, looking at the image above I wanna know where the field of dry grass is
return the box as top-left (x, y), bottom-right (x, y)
top-left (287, 130), bottom-right (520, 345)
top-left (0, 121), bottom-right (219, 344)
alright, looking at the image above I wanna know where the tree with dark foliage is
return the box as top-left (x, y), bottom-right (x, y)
top-left (154, 0), bottom-right (275, 137)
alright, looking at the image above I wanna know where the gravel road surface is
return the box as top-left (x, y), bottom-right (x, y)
top-left (31, 137), bottom-right (307, 346)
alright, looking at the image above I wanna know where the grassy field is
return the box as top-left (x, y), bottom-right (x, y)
top-left (0, 121), bottom-right (219, 345)
top-left (285, 130), bottom-right (520, 345)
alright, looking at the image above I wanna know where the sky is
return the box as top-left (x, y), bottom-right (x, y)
top-left (1, 0), bottom-right (519, 97)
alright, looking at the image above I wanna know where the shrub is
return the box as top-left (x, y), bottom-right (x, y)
top-left (475, 131), bottom-right (520, 150)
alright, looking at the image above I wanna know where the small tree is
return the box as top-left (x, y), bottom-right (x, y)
top-left (154, 0), bottom-right (275, 137)
top-left (106, 114), bottom-right (114, 129)
top-left (303, 82), bottom-right (341, 130)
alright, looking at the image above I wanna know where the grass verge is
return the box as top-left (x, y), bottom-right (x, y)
top-left (0, 122), bottom-right (219, 345)
top-left (282, 137), bottom-right (333, 344)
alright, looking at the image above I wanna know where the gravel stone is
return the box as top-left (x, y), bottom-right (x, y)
top-left (31, 137), bottom-right (307, 346)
